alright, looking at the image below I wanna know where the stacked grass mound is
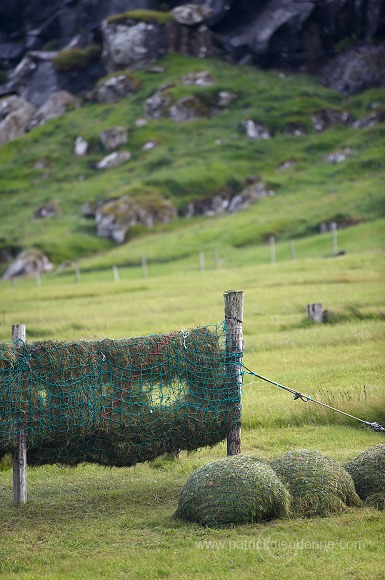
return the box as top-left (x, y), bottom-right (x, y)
top-left (271, 449), bottom-right (362, 517)
top-left (176, 455), bottom-right (291, 527)
top-left (345, 444), bottom-right (385, 510)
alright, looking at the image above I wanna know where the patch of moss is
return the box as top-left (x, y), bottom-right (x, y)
top-left (53, 45), bottom-right (101, 72)
top-left (107, 10), bottom-right (174, 26)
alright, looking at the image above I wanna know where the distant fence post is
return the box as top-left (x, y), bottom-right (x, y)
top-left (224, 290), bottom-right (244, 456)
top-left (331, 222), bottom-right (338, 255)
top-left (199, 251), bottom-right (205, 272)
top-left (12, 324), bottom-right (27, 504)
top-left (141, 256), bottom-right (148, 278)
top-left (269, 235), bottom-right (276, 264)
top-left (306, 303), bottom-right (323, 323)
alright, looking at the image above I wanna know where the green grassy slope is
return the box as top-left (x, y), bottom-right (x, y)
top-left (0, 54), bottom-right (384, 272)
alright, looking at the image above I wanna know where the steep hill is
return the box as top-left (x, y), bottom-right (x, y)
top-left (1, 53), bottom-right (384, 275)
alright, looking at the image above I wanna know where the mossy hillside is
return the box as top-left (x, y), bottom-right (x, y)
top-left (0, 54), bottom-right (384, 270)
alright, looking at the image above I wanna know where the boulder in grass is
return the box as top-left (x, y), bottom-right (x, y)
top-left (271, 449), bottom-right (362, 517)
top-left (345, 444), bottom-right (385, 510)
top-left (2, 248), bottom-right (53, 280)
top-left (176, 455), bottom-right (291, 527)
top-left (96, 150), bottom-right (131, 170)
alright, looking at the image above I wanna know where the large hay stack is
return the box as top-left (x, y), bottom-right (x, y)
top-left (271, 449), bottom-right (362, 517)
top-left (176, 455), bottom-right (291, 526)
top-left (345, 444), bottom-right (385, 510)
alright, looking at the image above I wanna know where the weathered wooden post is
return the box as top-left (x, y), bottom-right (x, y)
top-left (270, 235), bottom-right (276, 264)
top-left (199, 251), bottom-right (205, 272)
top-left (112, 264), bottom-right (119, 282)
top-left (224, 290), bottom-right (244, 456)
top-left (290, 240), bottom-right (296, 262)
top-left (141, 256), bottom-right (148, 278)
top-left (306, 303), bottom-right (323, 323)
top-left (12, 324), bottom-right (27, 504)
top-left (331, 222), bottom-right (338, 255)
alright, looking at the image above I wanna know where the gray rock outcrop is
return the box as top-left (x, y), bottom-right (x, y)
top-left (96, 150), bottom-right (131, 170)
top-left (0, 95), bottom-right (36, 145)
top-left (171, 4), bottom-right (213, 25)
top-left (102, 14), bottom-right (218, 72)
top-left (92, 195), bottom-right (177, 243)
top-left (28, 90), bottom-right (79, 130)
top-left (242, 119), bottom-right (270, 139)
top-left (185, 177), bottom-right (274, 217)
top-left (74, 136), bottom-right (88, 156)
top-left (91, 72), bottom-right (139, 103)
top-left (2, 248), bottom-right (53, 279)
top-left (99, 126), bottom-right (129, 150)
top-left (322, 44), bottom-right (385, 95)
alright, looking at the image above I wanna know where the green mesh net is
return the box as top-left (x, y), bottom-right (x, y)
top-left (0, 324), bottom-right (242, 467)
top-left (176, 455), bottom-right (291, 526)
top-left (345, 444), bottom-right (385, 509)
top-left (271, 449), bottom-right (362, 517)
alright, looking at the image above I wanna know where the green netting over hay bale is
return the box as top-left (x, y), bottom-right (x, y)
top-left (176, 455), bottom-right (291, 526)
top-left (345, 444), bottom-right (385, 510)
top-left (0, 324), bottom-right (242, 467)
top-left (271, 449), bottom-right (362, 517)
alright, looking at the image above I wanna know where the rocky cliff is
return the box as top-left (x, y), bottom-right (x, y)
top-left (0, 0), bottom-right (384, 106)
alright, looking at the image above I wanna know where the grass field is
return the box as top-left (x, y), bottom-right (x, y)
top-left (1, 225), bottom-right (384, 579)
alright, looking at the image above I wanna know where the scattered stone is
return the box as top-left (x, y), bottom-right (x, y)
top-left (185, 178), bottom-right (274, 217)
top-left (99, 126), bottom-right (128, 151)
top-left (146, 66), bottom-right (165, 74)
top-left (217, 91), bottom-right (237, 108)
top-left (32, 202), bottom-right (59, 220)
top-left (181, 70), bottom-right (214, 86)
top-left (171, 4), bottom-right (212, 26)
top-left (324, 147), bottom-right (352, 163)
top-left (0, 95), bottom-right (36, 146)
top-left (135, 117), bottom-right (147, 128)
top-left (284, 122), bottom-right (306, 136)
top-left (352, 109), bottom-right (385, 129)
top-left (278, 160), bottom-right (296, 170)
top-left (144, 87), bottom-right (173, 119)
top-left (32, 159), bottom-right (49, 169)
top-left (2, 248), bottom-right (53, 280)
top-left (169, 95), bottom-right (210, 122)
top-left (28, 90), bottom-right (79, 130)
top-left (92, 72), bottom-right (139, 103)
top-left (312, 109), bottom-right (351, 132)
top-left (242, 119), bottom-right (270, 139)
top-left (142, 140), bottom-right (159, 151)
top-left (74, 136), bottom-right (88, 156)
top-left (96, 150), bottom-right (131, 170)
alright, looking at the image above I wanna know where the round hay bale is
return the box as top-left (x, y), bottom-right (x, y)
top-left (271, 449), bottom-right (362, 517)
top-left (176, 455), bottom-right (291, 527)
top-left (345, 444), bottom-right (385, 510)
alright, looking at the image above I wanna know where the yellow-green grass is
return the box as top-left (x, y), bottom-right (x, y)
top-left (0, 232), bottom-right (384, 578)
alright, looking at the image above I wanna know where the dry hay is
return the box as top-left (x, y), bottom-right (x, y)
top-left (0, 326), bottom-right (240, 466)
top-left (271, 449), bottom-right (362, 517)
top-left (176, 455), bottom-right (291, 527)
top-left (345, 444), bottom-right (385, 510)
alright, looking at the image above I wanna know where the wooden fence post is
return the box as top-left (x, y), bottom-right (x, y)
top-left (270, 235), bottom-right (276, 264)
top-left (12, 323), bottom-right (27, 504)
top-left (224, 290), bottom-right (244, 456)
top-left (306, 303), bottom-right (323, 323)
